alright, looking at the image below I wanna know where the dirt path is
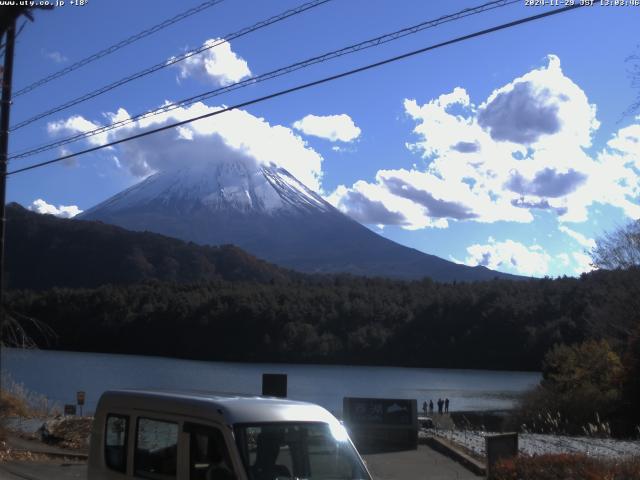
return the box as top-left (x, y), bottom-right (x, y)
top-left (5, 434), bottom-right (87, 458)
top-left (362, 445), bottom-right (481, 479)
top-left (0, 448), bottom-right (481, 480)
top-left (0, 459), bottom-right (86, 480)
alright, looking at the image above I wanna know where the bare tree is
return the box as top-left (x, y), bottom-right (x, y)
top-left (591, 219), bottom-right (640, 270)
top-left (0, 306), bottom-right (56, 349)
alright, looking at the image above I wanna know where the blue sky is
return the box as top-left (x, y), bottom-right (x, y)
top-left (5, 0), bottom-right (640, 277)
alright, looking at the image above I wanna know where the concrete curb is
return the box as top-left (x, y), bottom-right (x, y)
top-left (6, 433), bottom-right (89, 460)
top-left (424, 436), bottom-right (486, 476)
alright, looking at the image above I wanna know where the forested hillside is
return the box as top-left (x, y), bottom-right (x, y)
top-left (8, 267), bottom-right (639, 371)
top-left (5, 203), bottom-right (293, 288)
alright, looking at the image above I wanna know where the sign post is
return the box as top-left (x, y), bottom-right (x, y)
top-left (77, 391), bottom-right (85, 417)
top-left (64, 404), bottom-right (76, 416)
top-left (262, 373), bottom-right (287, 398)
top-left (486, 433), bottom-right (518, 479)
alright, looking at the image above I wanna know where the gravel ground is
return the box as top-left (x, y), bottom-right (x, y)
top-left (431, 429), bottom-right (640, 458)
top-left (3, 416), bottom-right (92, 455)
top-left (41, 417), bottom-right (93, 451)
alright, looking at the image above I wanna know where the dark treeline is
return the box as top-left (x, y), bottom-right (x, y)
top-left (8, 267), bottom-right (640, 372)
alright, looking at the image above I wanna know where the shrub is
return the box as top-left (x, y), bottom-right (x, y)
top-left (0, 390), bottom-right (33, 418)
top-left (514, 340), bottom-right (624, 435)
top-left (0, 389), bottom-right (33, 443)
top-left (0, 376), bottom-right (60, 449)
top-left (0, 372), bottom-right (59, 417)
top-left (492, 454), bottom-right (640, 480)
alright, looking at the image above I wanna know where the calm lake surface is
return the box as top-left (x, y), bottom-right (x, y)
top-left (1, 348), bottom-right (540, 416)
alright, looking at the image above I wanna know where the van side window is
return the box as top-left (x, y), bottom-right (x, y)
top-left (105, 414), bottom-right (128, 473)
top-left (186, 424), bottom-right (236, 480)
top-left (135, 418), bottom-right (179, 479)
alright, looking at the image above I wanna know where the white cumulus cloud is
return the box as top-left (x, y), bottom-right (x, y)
top-left (29, 199), bottom-right (82, 218)
top-left (169, 38), bottom-right (251, 86)
top-left (558, 225), bottom-right (596, 250)
top-left (478, 55), bottom-right (599, 147)
top-left (463, 238), bottom-right (551, 277)
top-left (292, 114), bottom-right (361, 142)
top-left (572, 251), bottom-right (595, 274)
top-left (44, 50), bottom-right (68, 63)
top-left (326, 182), bottom-right (436, 229)
top-left (47, 102), bottom-right (324, 192)
top-left (330, 55), bottom-right (640, 231)
top-left (48, 115), bottom-right (110, 147)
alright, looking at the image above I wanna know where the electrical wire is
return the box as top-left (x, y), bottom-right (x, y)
top-left (12, 0), bottom-right (226, 98)
top-left (9, 0), bottom-right (332, 132)
top-left (0, 20), bottom-right (27, 57)
top-left (9, 0), bottom-right (518, 160)
top-left (6, 3), bottom-right (586, 177)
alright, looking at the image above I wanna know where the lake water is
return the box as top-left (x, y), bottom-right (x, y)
top-left (1, 348), bottom-right (540, 416)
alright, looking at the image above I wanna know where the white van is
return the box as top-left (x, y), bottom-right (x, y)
top-left (88, 389), bottom-right (373, 480)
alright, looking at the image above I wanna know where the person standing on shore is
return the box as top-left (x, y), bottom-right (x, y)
top-left (445, 398), bottom-right (449, 413)
top-left (437, 398), bottom-right (443, 414)
top-left (422, 401), bottom-right (428, 416)
top-left (429, 400), bottom-right (434, 414)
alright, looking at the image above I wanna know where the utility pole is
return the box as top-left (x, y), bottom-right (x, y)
top-left (0, 17), bottom-right (16, 346)
top-left (0, 6), bottom-right (51, 348)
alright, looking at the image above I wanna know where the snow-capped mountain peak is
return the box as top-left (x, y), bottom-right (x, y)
top-left (81, 159), bottom-right (330, 217)
top-left (78, 157), bottom-right (520, 281)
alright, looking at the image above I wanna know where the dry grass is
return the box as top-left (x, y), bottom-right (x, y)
top-left (493, 453), bottom-right (640, 480)
top-left (0, 372), bottom-right (60, 418)
top-left (0, 390), bottom-right (32, 419)
top-left (0, 442), bottom-right (49, 462)
top-left (1, 372), bottom-right (61, 455)
top-left (0, 389), bottom-right (34, 444)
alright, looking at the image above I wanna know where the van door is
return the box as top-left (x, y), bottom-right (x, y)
top-left (104, 413), bottom-right (130, 477)
top-left (134, 417), bottom-right (180, 479)
top-left (184, 423), bottom-right (238, 480)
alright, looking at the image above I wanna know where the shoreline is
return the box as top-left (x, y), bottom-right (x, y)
top-left (0, 345), bottom-right (543, 374)
top-left (2, 348), bottom-right (539, 416)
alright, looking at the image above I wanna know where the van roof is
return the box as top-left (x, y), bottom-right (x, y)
top-left (98, 389), bottom-right (339, 426)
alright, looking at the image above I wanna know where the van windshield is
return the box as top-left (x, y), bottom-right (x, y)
top-left (234, 422), bottom-right (370, 480)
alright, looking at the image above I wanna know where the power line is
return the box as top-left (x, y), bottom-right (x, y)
top-left (12, 0), bottom-right (226, 98)
top-left (9, 0), bottom-right (332, 132)
top-left (9, 0), bottom-right (519, 160)
top-left (0, 20), bottom-right (27, 57)
top-left (6, 3), bottom-right (586, 177)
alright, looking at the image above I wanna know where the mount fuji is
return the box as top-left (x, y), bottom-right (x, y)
top-left (78, 159), bottom-right (518, 281)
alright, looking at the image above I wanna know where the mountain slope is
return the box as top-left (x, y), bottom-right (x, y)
top-left (5, 203), bottom-right (292, 290)
top-left (78, 160), bottom-right (521, 281)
